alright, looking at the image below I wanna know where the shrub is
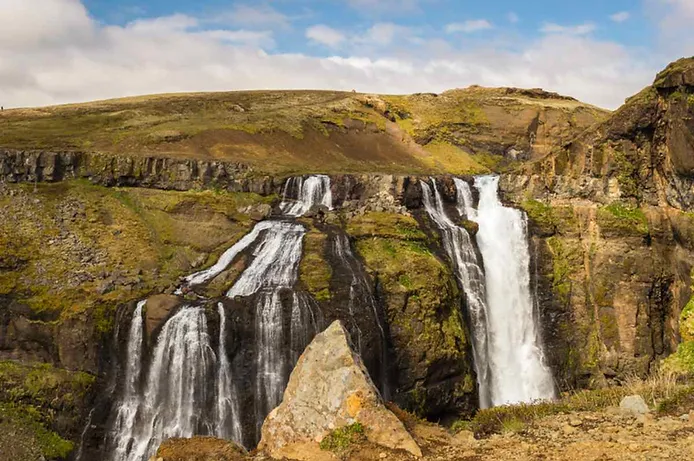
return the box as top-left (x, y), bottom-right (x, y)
top-left (319, 422), bottom-right (366, 453)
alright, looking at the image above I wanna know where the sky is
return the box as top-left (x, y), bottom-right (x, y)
top-left (0, 0), bottom-right (692, 110)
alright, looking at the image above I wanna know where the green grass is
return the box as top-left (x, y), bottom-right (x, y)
top-left (319, 422), bottom-right (366, 453)
top-left (0, 403), bottom-right (74, 460)
top-left (597, 203), bottom-right (649, 236)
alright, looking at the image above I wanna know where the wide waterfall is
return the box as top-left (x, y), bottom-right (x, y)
top-left (112, 307), bottom-right (217, 461)
top-left (420, 179), bottom-right (492, 408)
top-left (472, 175), bottom-right (555, 406)
top-left (107, 175), bottom-right (335, 461)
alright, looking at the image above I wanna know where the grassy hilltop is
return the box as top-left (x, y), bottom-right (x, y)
top-left (0, 87), bottom-right (607, 175)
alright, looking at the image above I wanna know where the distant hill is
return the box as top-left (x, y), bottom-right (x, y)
top-left (0, 86), bottom-right (607, 176)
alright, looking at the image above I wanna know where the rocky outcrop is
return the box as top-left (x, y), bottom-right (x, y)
top-left (0, 149), bottom-right (280, 193)
top-left (259, 321), bottom-right (422, 459)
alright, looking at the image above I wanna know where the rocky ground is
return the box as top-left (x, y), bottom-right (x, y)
top-left (250, 408), bottom-right (694, 461)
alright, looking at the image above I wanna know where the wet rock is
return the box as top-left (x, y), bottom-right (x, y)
top-left (259, 320), bottom-right (422, 459)
top-left (620, 395), bottom-right (650, 416)
top-left (145, 295), bottom-right (182, 338)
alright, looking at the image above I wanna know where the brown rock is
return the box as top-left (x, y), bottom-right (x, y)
top-left (259, 320), bottom-right (422, 459)
top-left (151, 437), bottom-right (246, 461)
top-left (145, 295), bottom-right (182, 337)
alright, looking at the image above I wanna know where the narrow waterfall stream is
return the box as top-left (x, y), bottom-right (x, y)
top-left (471, 176), bottom-right (555, 406)
top-left (330, 232), bottom-right (391, 399)
top-left (420, 179), bottom-right (492, 408)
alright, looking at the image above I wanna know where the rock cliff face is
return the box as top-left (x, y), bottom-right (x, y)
top-left (498, 57), bottom-right (694, 387)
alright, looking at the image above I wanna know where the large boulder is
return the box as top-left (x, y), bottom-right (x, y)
top-left (259, 321), bottom-right (422, 460)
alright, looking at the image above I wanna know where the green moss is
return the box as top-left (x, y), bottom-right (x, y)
top-left (319, 422), bottom-right (366, 453)
top-left (0, 403), bottom-right (74, 459)
top-left (299, 230), bottom-right (332, 301)
top-left (547, 237), bottom-right (580, 304)
top-left (0, 182), bottom-right (264, 330)
top-left (681, 296), bottom-right (694, 343)
top-left (346, 212), bottom-right (427, 241)
top-left (522, 199), bottom-right (556, 233)
top-left (611, 147), bottom-right (641, 199)
top-left (597, 203), bottom-right (649, 236)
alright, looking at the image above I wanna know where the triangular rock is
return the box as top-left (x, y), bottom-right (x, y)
top-left (258, 321), bottom-right (422, 459)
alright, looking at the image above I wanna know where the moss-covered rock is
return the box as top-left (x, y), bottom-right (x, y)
top-left (0, 361), bottom-right (95, 460)
top-left (347, 212), bottom-right (476, 418)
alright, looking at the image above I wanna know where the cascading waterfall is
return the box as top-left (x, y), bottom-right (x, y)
top-left (107, 173), bottom-right (390, 459)
top-left (420, 179), bottom-right (492, 408)
top-left (115, 307), bottom-right (216, 461)
top-left (110, 301), bottom-right (145, 461)
top-left (280, 175), bottom-right (333, 217)
top-left (471, 175), bottom-right (555, 406)
top-left (216, 303), bottom-right (243, 444)
top-left (331, 232), bottom-right (390, 399)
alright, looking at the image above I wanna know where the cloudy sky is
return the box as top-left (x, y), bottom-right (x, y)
top-left (1, 0), bottom-right (692, 109)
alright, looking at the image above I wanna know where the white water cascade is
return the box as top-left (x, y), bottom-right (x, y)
top-left (280, 175), bottom-right (333, 217)
top-left (216, 303), bottom-right (243, 444)
top-left (110, 301), bottom-right (146, 461)
top-left (114, 307), bottom-right (216, 461)
top-left (420, 179), bottom-right (492, 408)
top-left (471, 175), bottom-right (555, 406)
top-left (107, 174), bottom-right (394, 459)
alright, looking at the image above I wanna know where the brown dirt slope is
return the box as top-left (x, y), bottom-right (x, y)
top-left (0, 88), bottom-right (607, 176)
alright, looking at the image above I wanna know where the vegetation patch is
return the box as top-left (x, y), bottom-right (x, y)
top-left (453, 370), bottom-right (689, 438)
top-left (346, 212), bottom-right (427, 241)
top-left (299, 229), bottom-right (332, 302)
top-left (0, 182), bottom-right (264, 332)
top-left (597, 203), bottom-right (649, 236)
top-left (319, 422), bottom-right (366, 454)
top-left (0, 403), bottom-right (74, 460)
top-left (657, 386), bottom-right (694, 416)
top-left (522, 199), bottom-right (557, 233)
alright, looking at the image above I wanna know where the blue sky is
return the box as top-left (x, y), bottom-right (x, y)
top-left (1, 0), bottom-right (692, 109)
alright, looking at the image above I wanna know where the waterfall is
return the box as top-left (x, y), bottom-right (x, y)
top-left (472, 175), bottom-right (555, 406)
top-left (420, 180), bottom-right (492, 408)
top-left (331, 232), bottom-right (391, 399)
top-left (107, 173), bottom-right (399, 458)
top-left (215, 303), bottom-right (243, 445)
top-left (126, 307), bottom-right (216, 461)
top-left (280, 175), bottom-right (333, 217)
top-left (110, 301), bottom-right (145, 461)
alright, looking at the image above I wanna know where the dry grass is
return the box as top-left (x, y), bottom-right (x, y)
top-left (457, 368), bottom-right (692, 438)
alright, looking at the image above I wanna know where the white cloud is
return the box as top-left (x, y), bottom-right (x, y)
top-left (610, 11), bottom-right (631, 23)
top-left (508, 12), bottom-right (520, 24)
top-left (540, 22), bottom-right (597, 35)
top-left (213, 4), bottom-right (290, 29)
top-left (648, 0), bottom-right (694, 54)
top-left (306, 24), bottom-right (346, 47)
top-left (345, 0), bottom-right (420, 13)
top-left (445, 20), bottom-right (493, 33)
top-left (360, 23), bottom-right (412, 46)
top-left (0, 0), bottom-right (669, 111)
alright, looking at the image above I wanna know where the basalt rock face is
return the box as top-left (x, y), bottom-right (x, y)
top-left (0, 149), bottom-right (278, 193)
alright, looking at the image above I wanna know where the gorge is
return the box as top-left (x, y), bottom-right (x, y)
top-left (1, 57), bottom-right (694, 461)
